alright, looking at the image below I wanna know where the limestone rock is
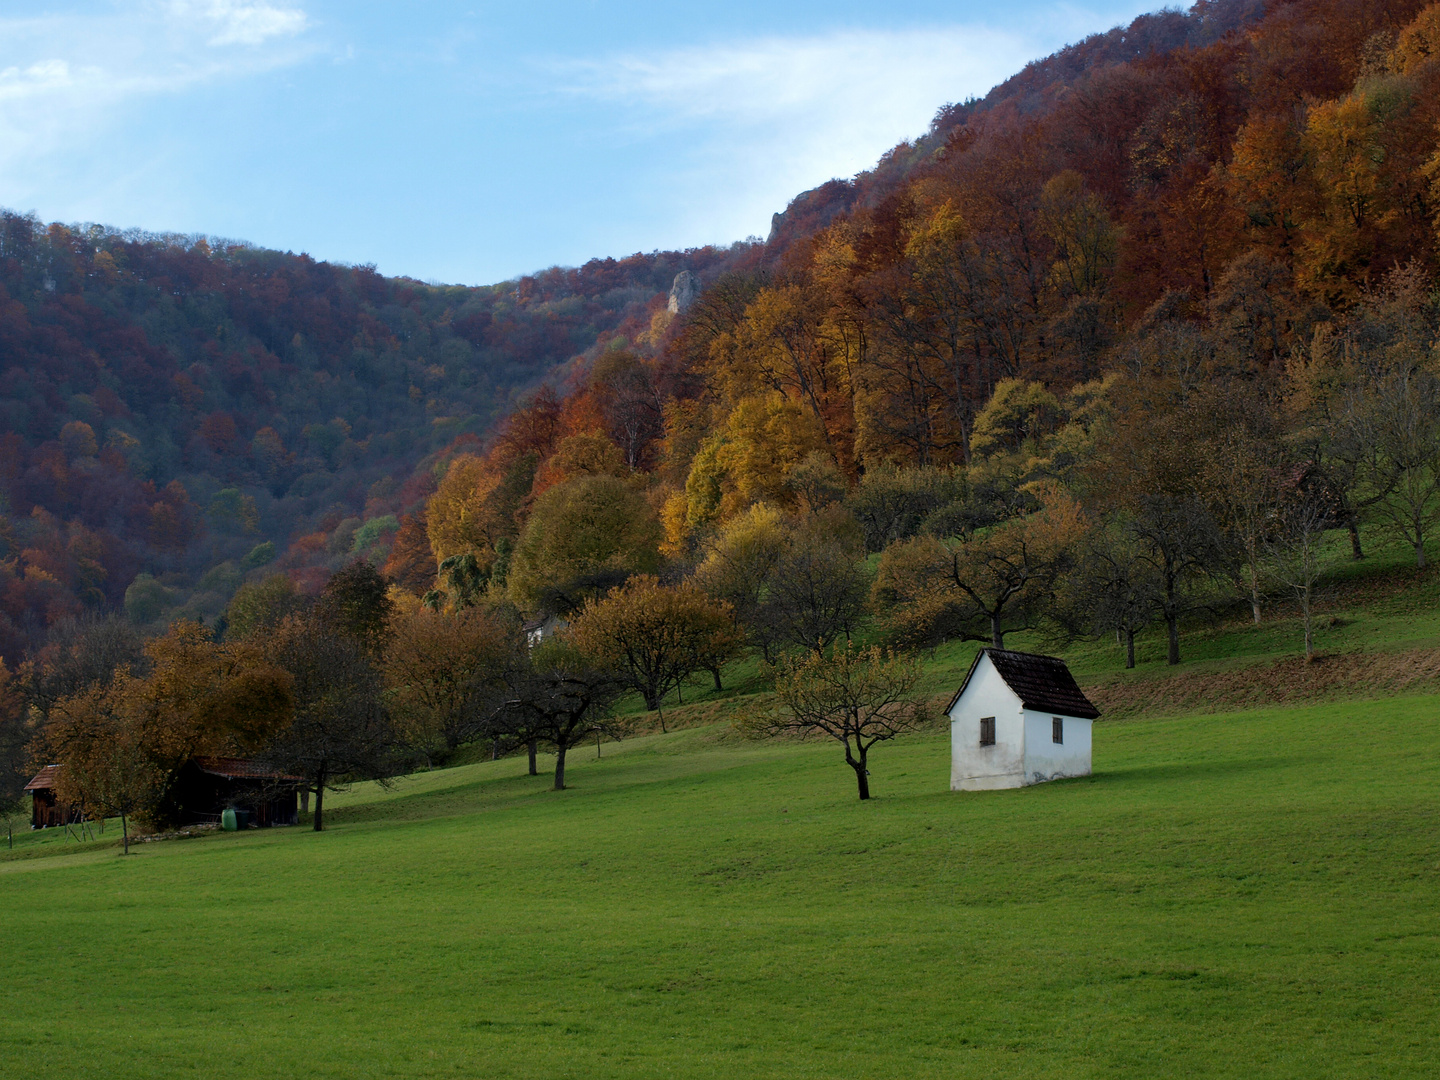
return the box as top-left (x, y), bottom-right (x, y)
top-left (667, 271), bottom-right (699, 315)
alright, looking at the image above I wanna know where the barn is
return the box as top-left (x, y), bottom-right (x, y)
top-left (948, 648), bottom-right (1100, 791)
top-left (165, 757), bottom-right (303, 827)
top-left (24, 765), bottom-right (82, 829)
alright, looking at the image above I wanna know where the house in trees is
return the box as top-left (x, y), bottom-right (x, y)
top-left (523, 614), bottom-right (568, 649)
top-left (164, 758), bottom-right (302, 827)
top-left (25, 765), bottom-right (82, 829)
top-left (948, 649), bottom-right (1100, 791)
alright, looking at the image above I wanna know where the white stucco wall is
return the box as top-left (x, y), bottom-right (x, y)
top-left (949, 655), bottom-right (1026, 791)
top-left (1020, 711), bottom-right (1092, 785)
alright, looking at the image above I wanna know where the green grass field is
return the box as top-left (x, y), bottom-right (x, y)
top-left (4, 690), bottom-right (1438, 1078)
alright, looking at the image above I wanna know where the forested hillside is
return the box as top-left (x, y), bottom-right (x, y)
top-left (6, 0), bottom-right (1440, 672)
top-left (392, 0), bottom-right (1440, 646)
top-left (0, 214), bottom-right (755, 659)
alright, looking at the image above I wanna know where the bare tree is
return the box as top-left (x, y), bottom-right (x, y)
top-left (762, 530), bottom-right (871, 655)
top-left (1356, 369), bottom-right (1440, 568)
top-left (263, 614), bottom-right (404, 831)
top-left (495, 641), bottom-right (625, 791)
top-left (1266, 496), bottom-right (1332, 661)
top-left (748, 643), bottom-right (929, 800)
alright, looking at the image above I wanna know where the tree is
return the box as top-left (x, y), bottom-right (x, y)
top-left (761, 527), bottom-right (871, 656)
top-left (1266, 495), bottom-right (1332, 661)
top-left (0, 660), bottom-right (30, 848)
top-left (694, 502), bottom-right (789, 655)
top-left (1200, 403), bottom-right (1289, 623)
top-left (495, 640), bottom-right (625, 791)
top-left (46, 678), bottom-right (159, 854)
top-left (384, 605), bottom-right (522, 753)
top-left (317, 560), bottom-right (395, 655)
top-left (263, 614), bottom-right (403, 831)
top-left (748, 643), bottom-right (928, 800)
top-left (569, 577), bottom-right (741, 729)
top-left (1357, 368), bottom-right (1440, 568)
top-left (225, 574), bottom-right (302, 640)
top-left (1052, 520), bottom-right (1161, 669)
top-left (873, 488), bottom-right (1084, 649)
top-left (507, 475), bottom-right (662, 614)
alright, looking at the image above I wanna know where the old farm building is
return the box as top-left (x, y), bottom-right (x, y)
top-left (24, 765), bottom-right (81, 829)
top-left (165, 758), bottom-right (302, 827)
top-left (948, 649), bottom-right (1100, 791)
top-left (25, 758), bottom-right (302, 830)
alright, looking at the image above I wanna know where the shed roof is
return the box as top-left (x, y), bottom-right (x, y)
top-left (947, 648), bottom-right (1101, 719)
top-left (24, 764), bottom-right (62, 791)
top-left (192, 757), bottom-right (303, 782)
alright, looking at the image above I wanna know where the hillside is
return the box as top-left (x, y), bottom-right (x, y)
top-left (3, 692), bottom-right (1437, 1078)
top-left (0, 215), bottom-right (757, 659)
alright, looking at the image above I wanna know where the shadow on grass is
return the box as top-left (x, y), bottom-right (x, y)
top-left (1096, 756), bottom-right (1307, 784)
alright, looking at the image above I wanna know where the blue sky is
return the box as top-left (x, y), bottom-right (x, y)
top-left (0, 1), bottom-right (1162, 285)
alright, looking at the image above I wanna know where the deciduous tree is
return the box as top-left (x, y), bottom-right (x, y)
top-left (748, 643), bottom-right (928, 800)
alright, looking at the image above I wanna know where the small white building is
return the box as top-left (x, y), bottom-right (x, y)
top-left (948, 648), bottom-right (1100, 791)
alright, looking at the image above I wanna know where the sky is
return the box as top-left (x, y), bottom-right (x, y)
top-left (0, 1), bottom-right (1165, 285)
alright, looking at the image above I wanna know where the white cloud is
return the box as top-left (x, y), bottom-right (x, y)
top-left (552, 26), bottom-right (1045, 242)
top-left (170, 0), bottom-right (310, 47)
top-left (0, 2), bottom-right (314, 219)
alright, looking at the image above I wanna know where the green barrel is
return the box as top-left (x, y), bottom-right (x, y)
top-left (221, 808), bottom-right (238, 831)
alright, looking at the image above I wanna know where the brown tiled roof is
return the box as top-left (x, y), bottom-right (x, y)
top-left (948, 648), bottom-right (1101, 719)
top-left (193, 757), bottom-right (303, 782)
top-left (24, 764), bottom-right (61, 791)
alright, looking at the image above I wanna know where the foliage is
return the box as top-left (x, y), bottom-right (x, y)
top-left (383, 605), bottom-right (522, 753)
top-left (568, 576), bottom-right (741, 723)
top-left (507, 475), bottom-right (662, 614)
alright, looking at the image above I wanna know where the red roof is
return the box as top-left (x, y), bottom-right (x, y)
top-left (193, 757), bottom-right (304, 782)
top-left (24, 764), bottom-right (62, 791)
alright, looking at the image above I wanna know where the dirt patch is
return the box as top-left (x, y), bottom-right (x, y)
top-left (1085, 647), bottom-right (1440, 719)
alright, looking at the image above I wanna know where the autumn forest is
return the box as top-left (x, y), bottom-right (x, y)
top-left (5, 0), bottom-right (1440, 804)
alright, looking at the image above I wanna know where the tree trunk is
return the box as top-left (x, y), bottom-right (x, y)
top-left (1125, 628), bottom-right (1136, 670)
top-left (1416, 540), bottom-right (1427, 569)
top-left (710, 666), bottom-right (723, 692)
top-left (527, 739), bottom-right (538, 776)
top-left (1166, 614), bottom-right (1180, 665)
top-left (1302, 585), bottom-right (1314, 660)
top-left (300, 788), bottom-right (309, 814)
top-left (851, 755), bottom-right (871, 801)
top-left (313, 786), bottom-right (325, 832)
top-left (554, 743), bottom-right (568, 791)
top-left (121, 813), bottom-right (129, 856)
top-left (491, 738), bottom-right (500, 761)
top-left (990, 615), bottom-right (1004, 650)
top-left (1348, 517), bottom-right (1364, 560)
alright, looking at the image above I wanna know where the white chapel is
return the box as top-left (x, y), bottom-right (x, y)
top-left (948, 648), bottom-right (1100, 791)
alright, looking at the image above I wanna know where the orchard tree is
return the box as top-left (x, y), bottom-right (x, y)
top-left (46, 678), bottom-right (159, 854)
top-left (263, 613), bottom-right (403, 831)
top-left (494, 640), bottom-right (625, 791)
top-left (384, 604), bottom-right (522, 753)
top-left (748, 643), bottom-right (929, 800)
top-left (873, 486), bottom-right (1085, 649)
top-left (569, 576), bottom-right (740, 730)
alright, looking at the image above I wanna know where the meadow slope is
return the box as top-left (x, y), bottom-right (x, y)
top-left (2, 694), bottom-right (1438, 1079)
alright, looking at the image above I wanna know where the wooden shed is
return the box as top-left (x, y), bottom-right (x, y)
top-left (25, 765), bottom-right (82, 829)
top-left (164, 757), bottom-right (303, 827)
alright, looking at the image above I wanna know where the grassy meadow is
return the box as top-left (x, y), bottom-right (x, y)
top-left (3, 690), bottom-right (1439, 1078)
